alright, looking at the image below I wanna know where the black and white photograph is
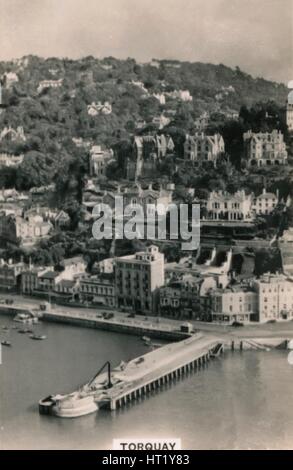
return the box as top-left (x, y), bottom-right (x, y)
top-left (0, 0), bottom-right (293, 453)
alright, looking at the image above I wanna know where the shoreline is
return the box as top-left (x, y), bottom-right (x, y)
top-left (1, 296), bottom-right (293, 350)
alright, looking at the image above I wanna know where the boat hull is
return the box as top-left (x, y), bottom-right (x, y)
top-left (39, 395), bottom-right (98, 418)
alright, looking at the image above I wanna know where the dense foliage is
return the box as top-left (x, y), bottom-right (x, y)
top-left (0, 55), bottom-right (288, 193)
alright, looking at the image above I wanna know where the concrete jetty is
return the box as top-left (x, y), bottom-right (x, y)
top-left (38, 334), bottom-right (225, 417)
top-left (100, 334), bottom-right (224, 411)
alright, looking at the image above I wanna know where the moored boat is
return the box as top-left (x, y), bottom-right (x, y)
top-left (18, 328), bottom-right (34, 334)
top-left (1, 340), bottom-right (11, 347)
top-left (14, 313), bottom-right (38, 324)
top-left (39, 361), bottom-right (117, 418)
top-left (29, 334), bottom-right (47, 340)
top-left (39, 393), bottom-right (99, 418)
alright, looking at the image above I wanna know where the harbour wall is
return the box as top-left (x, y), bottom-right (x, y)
top-left (42, 312), bottom-right (190, 341)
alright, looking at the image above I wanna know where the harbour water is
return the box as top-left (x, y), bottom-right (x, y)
top-left (1, 316), bottom-right (293, 450)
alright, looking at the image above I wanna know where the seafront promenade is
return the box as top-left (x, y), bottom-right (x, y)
top-left (1, 293), bottom-right (293, 344)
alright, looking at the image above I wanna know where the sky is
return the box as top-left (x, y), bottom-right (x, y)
top-left (0, 0), bottom-right (292, 83)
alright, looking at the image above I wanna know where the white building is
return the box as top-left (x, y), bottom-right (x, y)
top-left (252, 188), bottom-right (279, 215)
top-left (243, 130), bottom-right (288, 167)
top-left (100, 183), bottom-right (173, 218)
top-left (152, 114), bottom-right (171, 129)
top-left (93, 258), bottom-right (114, 274)
top-left (165, 89), bottom-right (193, 102)
top-left (184, 132), bottom-right (225, 167)
top-left (206, 190), bottom-right (253, 221)
top-left (15, 215), bottom-right (52, 245)
top-left (89, 145), bottom-right (113, 177)
top-left (131, 80), bottom-right (149, 94)
top-left (210, 285), bottom-right (258, 324)
top-left (87, 101), bottom-right (112, 116)
top-left (0, 153), bottom-right (24, 167)
top-left (253, 273), bottom-right (293, 322)
top-left (152, 93), bottom-right (166, 105)
top-left (78, 274), bottom-right (116, 307)
top-left (37, 79), bottom-right (63, 94)
top-left (2, 72), bottom-right (19, 88)
top-left (0, 126), bottom-right (26, 142)
top-left (115, 245), bottom-right (164, 314)
top-left (60, 256), bottom-right (87, 278)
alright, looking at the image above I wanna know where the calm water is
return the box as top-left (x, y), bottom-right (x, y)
top-left (1, 316), bottom-right (293, 450)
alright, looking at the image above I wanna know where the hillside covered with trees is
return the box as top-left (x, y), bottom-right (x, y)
top-left (0, 55), bottom-right (289, 193)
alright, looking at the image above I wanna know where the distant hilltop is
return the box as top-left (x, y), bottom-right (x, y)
top-left (0, 55), bottom-right (288, 109)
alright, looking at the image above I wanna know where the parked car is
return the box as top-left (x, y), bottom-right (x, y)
top-left (127, 313), bottom-right (135, 318)
top-left (103, 312), bottom-right (114, 320)
top-left (5, 299), bottom-right (13, 305)
top-left (231, 321), bottom-right (244, 327)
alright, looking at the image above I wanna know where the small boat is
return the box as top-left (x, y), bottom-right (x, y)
top-left (29, 334), bottom-right (47, 340)
top-left (142, 336), bottom-right (151, 343)
top-left (18, 328), bottom-right (34, 334)
top-left (2, 325), bottom-right (9, 330)
top-left (14, 313), bottom-right (38, 324)
top-left (1, 340), bottom-right (11, 347)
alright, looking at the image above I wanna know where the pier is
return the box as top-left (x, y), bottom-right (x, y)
top-left (99, 334), bottom-right (224, 411)
top-left (38, 333), bottom-right (225, 417)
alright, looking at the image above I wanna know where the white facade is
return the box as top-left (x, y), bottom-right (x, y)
top-left (115, 245), bottom-right (164, 313)
top-left (252, 188), bottom-right (278, 215)
top-left (207, 190), bottom-right (253, 221)
top-left (152, 93), bottom-right (166, 105)
top-left (37, 79), bottom-right (63, 93)
top-left (89, 145), bottom-right (113, 177)
top-left (78, 274), bottom-right (116, 307)
top-left (165, 90), bottom-right (193, 102)
top-left (152, 114), bottom-right (171, 129)
top-left (211, 287), bottom-right (258, 323)
top-left (243, 130), bottom-right (288, 166)
top-left (15, 215), bottom-right (52, 245)
top-left (0, 126), bottom-right (26, 142)
top-left (184, 132), bottom-right (225, 167)
top-left (87, 101), bottom-right (112, 116)
top-left (2, 72), bottom-right (19, 88)
top-left (287, 102), bottom-right (293, 132)
top-left (254, 273), bottom-right (293, 323)
top-left (0, 153), bottom-right (24, 167)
